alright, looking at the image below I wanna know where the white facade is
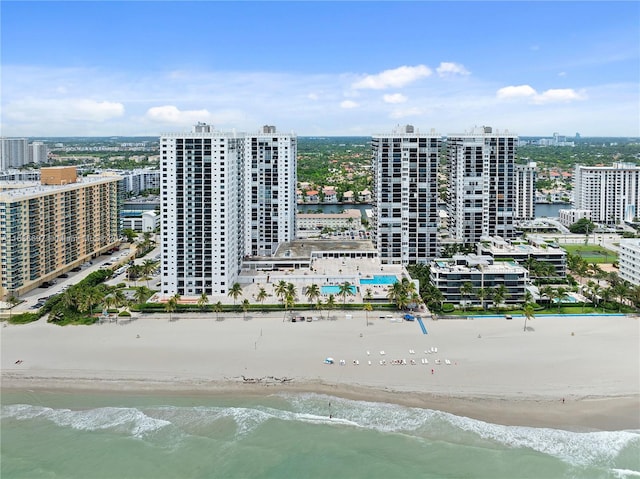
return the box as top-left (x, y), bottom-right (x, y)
top-left (243, 125), bottom-right (297, 257)
top-left (514, 162), bottom-right (536, 220)
top-left (619, 239), bottom-right (640, 286)
top-left (573, 163), bottom-right (640, 225)
top-left (558, 208), bottom-right (592, 227)
top-left (1, 138), bottom-right (29, 171)
top-left (119, 169), bottom-right (161, 195)
top-left (447, 127), bottom-right (518, 244)
top-left (161, 123), bottom-right (296, 297)
top-left (28, 142), bottom-right (49, 164)
top-left (372, 125), bottom-right (440, 265)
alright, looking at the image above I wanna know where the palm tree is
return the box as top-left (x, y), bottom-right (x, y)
top-left (491, 285), bottom-right (509, 311)
top-left (363, 301), bottom-right (372, 326)
top-left (228, 282), bottom-right (243, 309)
top-left (460, 281), bottom-right (474, 312)
top-left (475, 287), bottom-right (488, 311)
top-left (315, 299), bottom-right (324, 320)
top-left (241, 299), bottom-right (250, 320)
top-left (134, 286), bottom-right (149, 305)
top-left (539, 285), bottom-right (555, 309)
top-left (338, 281), bottom-right (354, 308)
top-left (141, 259), bottom-right (158, 288)
top-left (554, 287), bottom-right (567, 312)
top-left (325, 294), bottom-right (336, 318)
top-left (274, 280), bottom-right (288, 307)
top-left (197, 291), bottom-right (209, 312)
top-left (305, 284), bottom-right (321, 306)
top-left (256, 287), bottom-right (268, 307)
top-left (213, 301), bottom-right (223, 321)
top-left (165, 295), bottom-right (178, 322)
top-left (364, 288), bottom-right (374, 302)
top-left (128, 264), bottom-right (142, 286)
top-left (523, 304), bottom-right (535, 332)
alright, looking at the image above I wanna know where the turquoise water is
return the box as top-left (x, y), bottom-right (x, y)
top-left (359, 275), bottom-right (398, 285)
top-left (321, 285), bottom-right (357, 295)
top-left (2, 390), bottom-right (639, 479)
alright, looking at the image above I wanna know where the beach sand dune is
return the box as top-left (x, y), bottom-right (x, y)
top-left (2, 312), bottom-right (639, 431)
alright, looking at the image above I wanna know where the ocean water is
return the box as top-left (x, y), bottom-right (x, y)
top-left (1, 390), bottom-right (639, 479)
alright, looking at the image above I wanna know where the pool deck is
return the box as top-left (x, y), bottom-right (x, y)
top-left (220, 255), bottom-right (406, 305)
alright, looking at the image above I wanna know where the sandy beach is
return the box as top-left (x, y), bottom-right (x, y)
top-left (2, 311), bottom-right (639, 431)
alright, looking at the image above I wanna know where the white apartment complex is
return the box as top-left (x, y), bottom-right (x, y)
top-left (447, 127), bottom-right (518, 243)
top-left (0, 138), bottom-right (49, 171)
top-left (372, 125), bottom-right (440, 265)
top-left (618, 239), bottom-right (640, 287)
top-left (514, 162), bottom-right (536, 220)
top-left (244, 125), bottom-right (297, 257)
top-left (573, 163), bottom-right (640, 225)
top-left (160, 124), bottom-right (296, 297)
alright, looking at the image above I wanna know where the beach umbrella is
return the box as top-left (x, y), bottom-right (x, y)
top-left (324, 357), bottom-right (334, 364)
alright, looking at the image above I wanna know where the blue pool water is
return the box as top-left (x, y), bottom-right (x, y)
top-left (359, 275), bottom-right (398, 285)
top-left (321, 285), bottom-right (357, 295)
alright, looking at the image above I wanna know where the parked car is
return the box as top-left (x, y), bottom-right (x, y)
top-left (59, 273), bottom-right (69, 278)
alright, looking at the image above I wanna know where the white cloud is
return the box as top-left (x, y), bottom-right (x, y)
top-left (146, 105), bottom-right (213, 124)
top-left (436, 62), bottom-right (470, 77)
top-left (352, 65), bottom-right (432, 90)
top-left (383, 93), bottom-right (407, 104)
top-left (307, 93), bottom-right (319, 100)
top-left (496, 85), bottom-right (537, 100)
top-left (533, 88), bottom-right (587, 104)
top-left (496, 84), bottom-right (587, 104)
top-left (340, 100), bottom-right (359, 109)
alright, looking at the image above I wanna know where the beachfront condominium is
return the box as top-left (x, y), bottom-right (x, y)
top-left (244, 125), bottom-right (297, 257)
top-left (514, 162), bottom-right (536, 220)
top-left (160, 123), bottom-right (296, 297)
top-left (0, 166), bottom-right (121, 298)
top-left (447, 126), bottom-right (518, 244)
top-left (618, 238), bottom-right (640, 287)
top-left (573, 163), bottom-right (640, 225)
top-left (371, 124), bottom-right (440, 265)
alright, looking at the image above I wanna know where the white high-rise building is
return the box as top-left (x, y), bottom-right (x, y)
top-left (573, 163), bottom-right (640, 225)
top-left (29, 142), bottom-right (49, 164)
top-left (160, 123), bottom-right (296, 297)
top-left (372, 125), bottom-right (440, 264)
top-left (244, 125), bottom-right (297, 257)
top-left (619, 239), bottom-right (640, 286)
top-left (514, 162), bottom-right (536, 220)
top-left (447, 127), bottom-right (518, 244)
top-left (1, 138), bottom-right (29, 171)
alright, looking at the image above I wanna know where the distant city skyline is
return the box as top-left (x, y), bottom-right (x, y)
top-left (2, 1), bottom-right (638, 137)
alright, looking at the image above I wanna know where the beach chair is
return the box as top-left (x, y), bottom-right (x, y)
top-left (445, 359), bottom-right (451, 365)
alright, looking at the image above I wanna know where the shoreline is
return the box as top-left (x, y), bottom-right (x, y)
top-left (3, 376), bottom-right (638, 432)
top-left (2, 312), bottom-right (639, 432)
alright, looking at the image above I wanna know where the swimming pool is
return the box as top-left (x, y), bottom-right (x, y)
top-left (360, 275), bottom-right (398, 285)
top-left (321, 285), bottom-right (357, 295)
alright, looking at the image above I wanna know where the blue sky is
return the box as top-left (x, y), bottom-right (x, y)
top-left (2, 1), bottom-right (638, 137)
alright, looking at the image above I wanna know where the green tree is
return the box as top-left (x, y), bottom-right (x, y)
top-left (569, 217), bottom-right (597, 235)
top-left (228, 283), bottom-right (243, 308)
top-left (256, 287), bottom-right (268, 307)
top-left (165, 295), bottom-right (178, 322)
top-left (305, 284), bottom-right (321, 305)
top-left (242, 299), bottom-right (250, 320)
top-left (363, 301), bottom-right (372, 326)
top-left (197, 291), bottom-right (209, 312)
top-left (213, 301), bottom-right (223, 321)
top-left (338, 281), bottom-right (355, 308)
top-left (460, 282), bottom-right (474, 312)
top-left (523, 304), bottom-right (535, 332)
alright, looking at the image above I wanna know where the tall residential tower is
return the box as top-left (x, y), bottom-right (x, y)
top-left (447, 126), bottom-right (517, 244)
top-left (160, 124), bottom-right (296, 297)
top-left (372, 125), bottom-right (440, 264)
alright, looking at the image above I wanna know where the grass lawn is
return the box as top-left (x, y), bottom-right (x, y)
top-left (562, 244), bottom-right (617, 263)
